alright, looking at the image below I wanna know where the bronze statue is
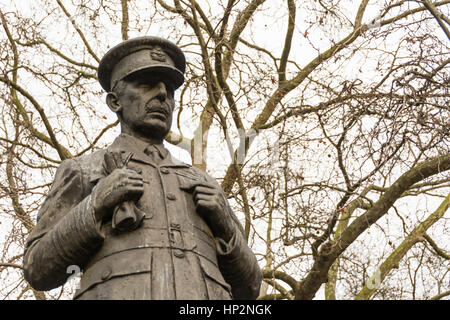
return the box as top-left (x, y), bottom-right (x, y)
top-left (23, 36), bottom-right (262, 300)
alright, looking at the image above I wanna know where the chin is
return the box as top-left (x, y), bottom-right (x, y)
top-left (137, 123), bottom-right (170, 140)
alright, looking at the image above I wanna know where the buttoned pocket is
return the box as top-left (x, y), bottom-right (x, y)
top-left (176, 170), bottom-right (206, 192)
top-left (74, 250), bottom-right (152, 299)
top-left (198, 256), bottom-right (233, 300)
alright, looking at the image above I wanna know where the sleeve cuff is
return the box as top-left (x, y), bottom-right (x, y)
top-left (51, 194), bottom-right (105, 264)
top-left (215, 232), bottom-right (237, 256)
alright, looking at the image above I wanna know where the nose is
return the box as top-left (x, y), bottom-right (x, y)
top-left (155, 82), bottom-right (167, 102)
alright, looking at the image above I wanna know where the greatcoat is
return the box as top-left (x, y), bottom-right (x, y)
top-left (23, 133), bottom-right (262, 300)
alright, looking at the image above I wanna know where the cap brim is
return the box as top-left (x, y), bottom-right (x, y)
top-left (116, 65), bottom-right (184, 91)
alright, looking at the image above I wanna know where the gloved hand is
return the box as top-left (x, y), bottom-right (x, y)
top-left (91, 167), bottom-right (144, 223)
top-left (193, 182), bottom-right (235, 241)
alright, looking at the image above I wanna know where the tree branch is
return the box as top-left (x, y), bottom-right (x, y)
top-left (121, 0), bottom-right (129, 40)
top-left (355, 193), bottom-right (450, 300)
top-left (423, 233), bottom-right (450, 259)
top-left (421, 0), bottom-right (450, 40)
top-left (55, 0), bottom-right (100, 62)
top-left (430, 290), bottom-right (450, 300)
top-left (262, 269), bottom-right (299, 293)
top-left (0, 263), bottom-right (23, 270)
top-left (295, 153), bottom-right (450, 299)
top-left (278, 0), bottom-right (296, 83)
top-left (0, 76), bottom-right (72, 160)
top-left (221, 0), bottom-right (371, 196)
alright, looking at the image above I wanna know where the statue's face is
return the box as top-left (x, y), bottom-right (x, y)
top-left (116, 73), bottom-right (175, 141)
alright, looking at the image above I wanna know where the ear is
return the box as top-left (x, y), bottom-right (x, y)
top-left (106, 92), bottom-right (122, 114)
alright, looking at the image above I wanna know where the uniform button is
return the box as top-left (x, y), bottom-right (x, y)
top-left (167, 193), bottom-right (176, 200)
top-left (160, 168), bottom-right (169, 174)
top-left (101, 266), bottom-right (112, 280)
top-left (174, 250), bottom-right (185, 258)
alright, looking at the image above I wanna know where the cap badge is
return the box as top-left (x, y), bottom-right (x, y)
top-left (150, 47), bottom-right (166, 62)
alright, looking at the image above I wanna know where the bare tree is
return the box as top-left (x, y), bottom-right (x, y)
top-left (0, 0), bottom-right (449, 300)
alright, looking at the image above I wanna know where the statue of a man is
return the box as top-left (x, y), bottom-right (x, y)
top-left (23, 36), bottom-right (262, 300)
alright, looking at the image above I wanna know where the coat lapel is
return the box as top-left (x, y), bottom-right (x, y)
top-left (108, 134), bottom-right (155, 166)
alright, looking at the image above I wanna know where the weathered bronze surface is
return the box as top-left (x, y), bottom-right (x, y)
top-left (23, 37), bottom-right (262, 300)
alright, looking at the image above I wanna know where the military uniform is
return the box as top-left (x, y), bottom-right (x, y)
top-left (23, 36), bottom-right (262, 300)
top-left (23, 133), bottom-right (262, 299)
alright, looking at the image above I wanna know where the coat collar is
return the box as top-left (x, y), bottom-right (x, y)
top-left (107, 133), bottom-right (190, 168)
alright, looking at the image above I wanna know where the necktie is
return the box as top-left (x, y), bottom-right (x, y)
top-left (144, 145), bottom-right (162, 164)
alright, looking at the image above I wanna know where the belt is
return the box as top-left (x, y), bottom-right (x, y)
top-left (86, 225), bottom-right (219, 268)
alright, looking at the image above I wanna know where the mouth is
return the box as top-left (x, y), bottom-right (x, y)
top-left (144, 99), bottom-right (170, 121)
top-left (146, 109), bottom-right (168, 121)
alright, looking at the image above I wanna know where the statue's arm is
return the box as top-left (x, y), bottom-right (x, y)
top-left (215, 202), bottom-right (263, 300)
top-left (23, 159), bottom-right (105, 291)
